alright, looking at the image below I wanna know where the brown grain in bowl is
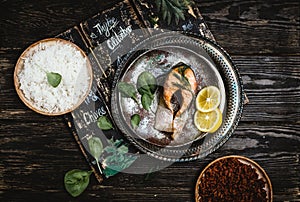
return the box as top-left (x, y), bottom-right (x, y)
top-left (195, 155), bottom-right (272, 202)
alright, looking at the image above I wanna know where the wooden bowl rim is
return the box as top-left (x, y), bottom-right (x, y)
top-left (14, 38), bottom-right (93, 116)
top-left (195, 155), bottom-right (273, 202)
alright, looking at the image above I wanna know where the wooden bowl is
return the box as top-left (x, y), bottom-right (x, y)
top-left (14, 38), bottom-right (93, 116)
top-left (195, 155), bottom-right (273, 202)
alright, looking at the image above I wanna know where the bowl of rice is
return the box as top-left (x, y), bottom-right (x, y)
top-left (14, 38), bottom-right (93, 116)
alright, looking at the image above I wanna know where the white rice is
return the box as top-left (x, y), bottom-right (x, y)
top-left (18, 41), bottom-right (90, 113)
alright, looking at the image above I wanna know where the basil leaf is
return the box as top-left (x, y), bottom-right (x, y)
top-left (104, 146), bottom-right (116, 154)
top-left (46, 72), bottom-right (62, 87)
top-left (103, 167), bottom-right (120, 178)
top-left (88, 136), bottom-right (104, 174)
top-left (88, 137), bottom-right (103, 160)
top-left (141, 93), bottom-right (153, 111)
top-left (97, 116), bottom-right (113, 130)
top-left (117, 144), bottom-right (129, 154)
top-left (106, 138), bottom-right (123, 148)
top-left (130, 114), bottom-right (141, 130)
top-left (113, 139), bottom-right (123, 147)
top-left (64, 169), bottom-right (92, 197)
top-left (137, 71), bottom-right (157, 95)
top-left (102, 138), bottom-right (138, 178)
top-left (104, 155), bottom-right (116, 164)
top-left (117, 82), bottom-right (138, 103)
top-left (116, 153), bottom-right (125, 162)
top-left (103, 154), bottom-right (137, 178)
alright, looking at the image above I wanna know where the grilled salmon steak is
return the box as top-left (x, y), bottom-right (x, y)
top-left (154, 63), bottom-right (197, 140)
top-left (163, 64), bottom-right (197, 118)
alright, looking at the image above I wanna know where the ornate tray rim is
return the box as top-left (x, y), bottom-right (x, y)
top-left (111, 31), bottom-right (245, 162)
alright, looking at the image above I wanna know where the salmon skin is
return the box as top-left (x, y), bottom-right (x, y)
top-left (163, 63), bottom-right (197, 118)
top-left (154, 63), bottom-right (198, 140)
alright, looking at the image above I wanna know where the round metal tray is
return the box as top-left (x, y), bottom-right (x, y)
top-left (111, 32), bottom-right (244, 161)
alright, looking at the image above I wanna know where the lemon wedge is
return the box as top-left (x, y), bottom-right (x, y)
top-left (196, 86), bottom-right (221, 112)
top-left (194, 108), bottom-right (222, 133)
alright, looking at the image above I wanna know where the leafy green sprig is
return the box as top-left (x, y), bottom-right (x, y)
top-left (46, 72), bottom-right (62, 87)
top-left (64, 137), bottom-right (137, 197)
top-left (64, 169), bottom-right (92, 197)
top-left (131, 114), bottom-right (141, 130)
top-left (117, 71), bottom-right (157, 112)
top-left (97, 116), bottom-right (114, 130)
top-left (88, 137), bottom-right (104, 174)
top-left (117, 82), bottom-right (139, 103)
top-left (102, 138), bottom-right (137, 177)
top-left (155, 0), bottom-right (192, 25)
top-left (35, 63), bottom-right (62, 87)
top-left (137, 71), bottom-right (157, 111)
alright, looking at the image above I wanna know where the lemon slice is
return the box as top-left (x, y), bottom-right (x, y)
top-left (194, 108), bottom-right (222, 133)
top-left (196, 86), bottom-right (221, 112)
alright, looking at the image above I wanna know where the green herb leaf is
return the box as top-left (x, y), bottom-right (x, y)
top-left (103, 154), bottom-right (137, 178)
top-left (106, 138), bottom-right (123, 148)
top-left (155, 0), bottom-right (189, 25)
top-left (174, 12), bottom-right (180, 25)
top-left (104, 146), bottom-right (116, 153)
top-left (141, 93), bottom-right (153, 111)
top-left (101, 138), bottom-right (138, 178)
top-left (162, 10), bottom-right (167, 21)
top-left (46, 72), bottom-right (62, 87)
top-left (137, 71), bottom-right (157, 95)
top-left (97, 116), bottom-right (113, 130)
top-left (172, 65), bottom-right (191, 88)
top-left (155, 0), bottom-right (162, 10)
top-left (173, 0), bottom-right (182, 7)
top-left (64, 169), bottom-right (92, 197)
top-left (116, 153), bottom-right (125, 162)
top-left (130, 114), bottom-right (141, 130)
top-left (117, 145), bottom-right (129, 154)
top-left (105, 154), bottom-right (117, 164)
top-left (182, 0), bottom-right (193, 7)
top-left (103, 167), bottom-right (120, 178)
top-left (88, 137), bottom-right (103, 160)
top-left (113, 139), bottom-right (123, 147)
top-left (161, 0), bottom-right (167, 14)
top-left (117, 82), bottom-right (138, 103)
top-left (88, 136), bottom-right (104, 174)
top-left (167, 10), bottom-right (172, 25)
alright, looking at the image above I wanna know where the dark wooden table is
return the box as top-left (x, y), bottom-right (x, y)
top-left (1, 0), bottom-right (299, 201)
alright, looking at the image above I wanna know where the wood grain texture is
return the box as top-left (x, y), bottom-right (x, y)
top-left (196, 0), bottom-right (300, 55)
top-left (0, 0), bottom-right (299, 201)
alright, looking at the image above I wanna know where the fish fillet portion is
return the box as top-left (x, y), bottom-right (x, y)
top-left (154, 97), bottom-right (173, 132)
top-left (163, 64), bottom-right (197, 118)
top-left (154, 63), bottom-right (198, 140)
top-left (172, 109), bottom-right (189, 139)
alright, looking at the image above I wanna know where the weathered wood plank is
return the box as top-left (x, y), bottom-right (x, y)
top-left (236, 56), bottom-right (300, 122)
top-left (0, 0), bottom-right (299, 55)
top-left (0, 0), bottom-right (121, 48)
top-left (0, 121), bottom-right (299, 201)
top-left (195, 0), bottom-right (300, 55)
top-left (1, 0), bottom-right (299, 201)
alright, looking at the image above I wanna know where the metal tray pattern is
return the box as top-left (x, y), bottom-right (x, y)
top-left (111, 32), bottom-right (244, 162)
